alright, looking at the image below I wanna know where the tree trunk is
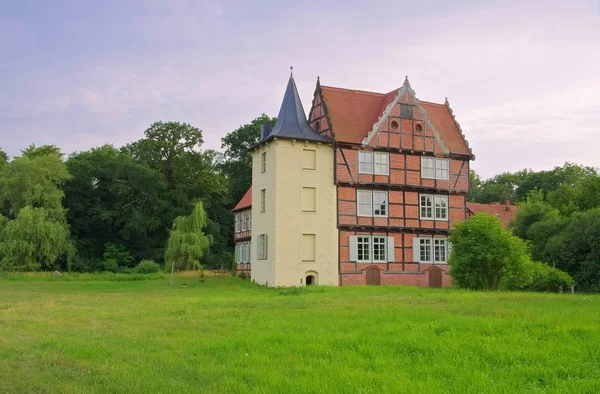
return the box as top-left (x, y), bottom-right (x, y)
top-left (170, 260), bottom-right (175, 286)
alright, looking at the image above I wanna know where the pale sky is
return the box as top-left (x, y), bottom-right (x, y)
top-left (1, 0), bottom-right (599, 178)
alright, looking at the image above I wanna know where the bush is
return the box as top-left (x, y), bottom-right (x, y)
top-left (103, 259), bottom-right (119, 273)
top-left (135, 260), bottom-right (161, 274)
top-left (525, 261), bottom-right (574, 292)
top-left (449, 213), bottom-right (532, 290)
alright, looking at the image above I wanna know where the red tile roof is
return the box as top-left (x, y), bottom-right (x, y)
top-left (466, 202), bottom-right (518, 228)
top-left (233, 187), bottom-right (252, 211)
top-left (320, 85), bottom-right (472, 156)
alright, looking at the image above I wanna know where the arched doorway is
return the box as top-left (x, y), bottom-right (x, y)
top-left (305, 271), bottom-right (318, 286)
top-left (428, 267), bottom-right (442, 288)
top-left (306, 275), bottom-right (315, 286)
top-left (366, 267), bottom-right (380, 285)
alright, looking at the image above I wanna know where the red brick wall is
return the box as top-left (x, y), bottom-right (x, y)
top-left (340, 264), bottom-right (452, 288)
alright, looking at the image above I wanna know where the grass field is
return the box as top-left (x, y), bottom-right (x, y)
top-left (1, 275), bottom-right (599, 393)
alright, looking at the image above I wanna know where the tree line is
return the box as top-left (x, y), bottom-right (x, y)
top-left (0, 115), bottom-right (275, 273)
top-left (465, 163), bottom-right (600, 292)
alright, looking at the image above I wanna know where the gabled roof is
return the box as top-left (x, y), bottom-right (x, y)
top-left (466, 202), bottom-right (518, 228)
top-left (263, 73), bottom-right (331, 144)
top-left (233, 187), bottom-right (252, 212)
top-left (319, 78), bottom-right (472, 157)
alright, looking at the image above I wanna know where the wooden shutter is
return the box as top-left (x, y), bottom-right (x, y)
top-left (387, 237), bottom-right (395, 262)
top-left (256, 237), bottom-right (260, 260)
top-left (412, 237), bottom-right (420, 263)
top-left (265, 235), bottom-right (268, 259)
top-left (349, 236), bottom-right (358, 262)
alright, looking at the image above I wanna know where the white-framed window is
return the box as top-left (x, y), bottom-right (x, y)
top-left (358, 151), bottom-right (389, 175)
top-left (350, 235), bottom-right (395, 262)
top-left (242, 242), bottom-right (247, 263)
top-left (241, 212), bottom-right (246, 231)
top-left (235, 244), bottom-right (241, 263)
top-left (373, 191), bottom-right (388, 217)
top-left (420, 238), bottom-right (432, 262)
top-left (357, 236), bottom-right (371, 262)
top-left (421, 157), bottom-right (449, 180)
top-left (235, 213), bottom-right (240, 233)
top-left (260, 189), bottom-right (266, 212)
top-left (358, 151), bottom-right (373, 174)
top-left (261, 152), bottom-right (267, 173)
top-left (258, 234), bottom-right (268, 260)
top-left (357, 190), bottom-right (372, 217)
top-left (421, 157), bottom-right (436, 179)
top-left (420, 195), bottom-right (433, 219)
top-left (374, 152), bottom-right (389, 175)
top-left (413, 237), bottom-right (449, 264)
top-left (357, 190), bottom-right (388, 217)
top-left (248, 211), bottom-right (252, 230)
top-left (372, 237), bottom-right (387, 262)
top-left (420, 194), bottom-right (448, 221)
top-left (436, 159), bottom-right (449, 180)
top-left (434, 239), bottom-right (447, 263)
top-left (435, 196), bottom-right (448, 220)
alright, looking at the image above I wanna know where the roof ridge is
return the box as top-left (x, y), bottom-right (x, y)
top-left (419, 99), bottom-right (445, 106)
top-left (320, 85), bottom-right (385, 96)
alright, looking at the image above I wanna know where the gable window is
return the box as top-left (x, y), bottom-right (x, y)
top-left (235, 213), bottom-right (240, 233)
top-left (350, 235), bottom-right (395, 262)
top-left (358, 151), bottom-right (373, 174)
top-left (420, 194), bottom-right (448, 221)
top-left (413, 237), bottom-right (449, 264)
top-left (260, 189), bottom-right (266, 212)
top-left (358, 151), bottom-right (389, 175)
top-left (357, 190), bottom-right (388, 218)
top-left (261, 152), bottom-right (267, 173)
top-left (401, 103), bottom-right (414, 119)
top-left (258, 234), bottom-right (268, 260)
top-left (421, 157), bottom-right (449, 180)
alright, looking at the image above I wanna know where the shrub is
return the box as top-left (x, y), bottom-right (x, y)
top-left (525, 261), bottom-right (574, 292)
top-left (135, 260), bottom-right (161, 274)
top-left (449, 213), bottom-right (532, 290)
top-left (238, 271), bottom-right (246, 280)
top-left (103, 259), bottom-right (119, 273)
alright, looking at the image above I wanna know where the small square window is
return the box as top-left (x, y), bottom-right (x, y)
top-left (302, 187), bottom-right (316, 212)
top-left (401, 104), bottom-right (413, 119)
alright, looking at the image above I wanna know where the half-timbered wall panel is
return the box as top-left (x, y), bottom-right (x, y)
top-left (308, 90), bottom-right (333, 139)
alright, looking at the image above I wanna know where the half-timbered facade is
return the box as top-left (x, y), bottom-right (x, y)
top-left (233, 73), bottom-right (474, 287)
top-left (233, 187), bottom-right (252, 275)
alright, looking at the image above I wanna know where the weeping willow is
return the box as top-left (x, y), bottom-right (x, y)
top-left (164, 202), bottom-right (212, 284)
top-left (0, 207), bottom-right (74, 272)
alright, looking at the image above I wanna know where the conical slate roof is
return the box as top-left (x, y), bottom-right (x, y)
top-left (263, 74), bottom-right (331, 143)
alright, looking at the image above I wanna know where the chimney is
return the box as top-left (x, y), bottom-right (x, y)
top-left (260, 124), bottom-right (273, 141)
top-left (505, 200), bottom-right (510, 212)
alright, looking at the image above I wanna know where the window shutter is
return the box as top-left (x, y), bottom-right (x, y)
top-left (265, 235), bottom-right (268, 259)
top-left (387, 237), bottom-right (395, 262)
top-left (412, 237), bottom-right (420, 263)
top-left (349, 236), bottom-right (358, 262)
top-left (256, 238), bottom-right (260, 260)
top-left (447, 241), bottom-right (453, 260)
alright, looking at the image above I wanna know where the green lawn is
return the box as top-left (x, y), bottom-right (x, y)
top-left (1, 276), bottom-right (599, 393)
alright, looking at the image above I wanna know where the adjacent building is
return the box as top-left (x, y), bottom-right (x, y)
top-left (233, 72), bottom-right (475, 287)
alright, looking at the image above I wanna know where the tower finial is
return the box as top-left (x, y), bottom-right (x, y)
top-left (290, 66), bottom-right (293, 77)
